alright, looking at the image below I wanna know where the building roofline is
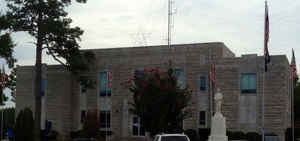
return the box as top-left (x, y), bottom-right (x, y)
top-left (80, 42), bottom-right (225, 51)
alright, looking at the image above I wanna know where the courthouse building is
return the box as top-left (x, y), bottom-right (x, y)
top-left (16, 42), bottom-right (292, 141)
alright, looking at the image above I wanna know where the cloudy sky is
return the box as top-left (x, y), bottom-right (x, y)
top-left (0, 0), bottom-right (299, 65)
top-left (0, 0), bottom-right (300, 106)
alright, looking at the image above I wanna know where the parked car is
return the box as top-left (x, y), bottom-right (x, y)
top-left (153, 133), bottom-right (190, 141)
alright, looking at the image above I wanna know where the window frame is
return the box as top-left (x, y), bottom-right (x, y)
top-left (132, 115), bottom-right (145, 136)
top-left (99, 71), bottom-right (112, 97)
top-left (175, 68), bottom-right (184, 89)
top-left (240, 73), bottom-right (257, 94)
top-left (200, 76), bottom-right (206, 91)
top-left (99, 110), bottom-right (111, 128)
top-left (199, 111), bottom-right (206, 125)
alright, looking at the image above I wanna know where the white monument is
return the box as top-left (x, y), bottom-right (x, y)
top-left (208, 89), bottom-right (228, 141)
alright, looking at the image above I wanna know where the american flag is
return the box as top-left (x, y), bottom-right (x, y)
top-left (264, 1), bottom-right (271, 72)
top-left (1, 65), bottom-right (8, 89)
top-left (209, 63), bottom-right (215, 84)
top-left (107, 71), bottom-right (111, 89)
top-left (290, 49), bottom-right (297, 80)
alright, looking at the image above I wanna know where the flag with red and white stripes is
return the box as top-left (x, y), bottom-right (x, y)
top-left (264, 1), bottom-right (271, 72)
top-left (290, 49), bottom-right (297, 80)
top-left (209, 63), bottom-right (215, 84)
top-left (1, 65), bottom-right (8, 89)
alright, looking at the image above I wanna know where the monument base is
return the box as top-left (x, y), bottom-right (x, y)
top-left (208, 135), bottom-right (228, 141)
top-left (208, 113), bottom-right (228, 141)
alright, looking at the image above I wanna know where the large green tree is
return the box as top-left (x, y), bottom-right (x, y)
top-left (0, 12), bottom-right (16, 105)
top-left (125, 68), bottom-right (192, 136)
top-left (1, 0), bottom-right (93, 141)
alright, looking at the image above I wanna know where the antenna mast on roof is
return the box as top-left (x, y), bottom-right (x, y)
top-left (168, 0), bottom-right (176, 48)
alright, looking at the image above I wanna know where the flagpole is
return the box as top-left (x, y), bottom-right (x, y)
top-left (292, 74), bottom-right (294, 141)
top-left (209, 48), bottom-right (213, 128)
top-left (1, 66), bottom-right (4, 141)
top-left (262, 1), bottom-right (267, 141)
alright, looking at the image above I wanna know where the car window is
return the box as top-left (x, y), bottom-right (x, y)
top-left (161, 136), bottom-right (188, 141)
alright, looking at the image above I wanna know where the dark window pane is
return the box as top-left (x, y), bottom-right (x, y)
top-left (81, 110), bottom-right (86, 123)
top-left (100, 111), bottom-right (110, 128)
top-left (200, 76), bottom-right (206, 91)
top-left (133, 126), bottom-right (138, 136)
top-left (140, 126), bottom-right (145, 136)
top-left (41, 79), bottom-right (46, 96)
top-left (175, 69), bottom-right (184, 88)
top-left (241, 73), bottom-right (256, 94)
top-left (199, 111), bottom-right (206, 125)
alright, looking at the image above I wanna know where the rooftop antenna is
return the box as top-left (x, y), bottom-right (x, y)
top-left (168, 0), bottom-right (176, 48)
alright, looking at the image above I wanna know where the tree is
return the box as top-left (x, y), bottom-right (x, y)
top-left (15, 107), bottom-right (34, 141)
top-left (6, 67), bottom-right (16, 103)
top-left (125, 67), bottom-right (192, 136)
top-left (1, 1), bottom-right (94, 141)
top-left (0, 13), bottom-right (16, 68)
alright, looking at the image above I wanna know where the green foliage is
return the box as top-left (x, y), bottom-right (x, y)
top-left (0, 108), bottom-right (15, 139)
top-left (15, 107), bottom-right (34, 141)
top-left (286, 128), bottom-right (300, 141)
top-left (198, 128), bottom-right (210, 141)
top-left (3, 0), bottom-right (94, 73)
top-left (5, 67), bottom-right (16, 102)
top-left (184, 129), bottom-right (198, 141)
top-left (127, 67), bottom-right (192, 135)
top-left (246, 132), bottom-right (262, 141)
top-left (2, 0), bottom-right (93, 140)
top-left (0, 33), bottom-right (16, 68)
top-left (227, 131), bottom-right (246, 140)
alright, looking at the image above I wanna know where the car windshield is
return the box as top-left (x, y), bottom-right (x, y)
top-left (161, 136), bottom-right (188, 141)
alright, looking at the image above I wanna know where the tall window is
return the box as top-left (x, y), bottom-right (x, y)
top-left (199, 111), bottom-right (206, 125)
top-left (175, 68), bottom-right (184, 88)
top-left (200, 76), bottom-right (206, 91)
top-left (80, 110), bottom-right (86, 123)
top-left (100, 111), bottom-right (111, 128)
top-left (80, 81), bottom-right (87, 93)
top-left (132, 116), bottom-right (145, 136)
top-left (241, 73), bottom-right (257, 93)
top-left (41, 79), bottom-right (46, 96)
top-left (100, 72), bottom-right (112, 96)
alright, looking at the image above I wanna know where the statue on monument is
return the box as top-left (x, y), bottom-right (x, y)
top-left (208, 88), bottom-right (228, 141)
top-left (215, 88), bottom-right (223, 114)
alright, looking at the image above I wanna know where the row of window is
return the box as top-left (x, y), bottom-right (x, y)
top-left (80, 110), bottom-right (145, 136)
top-left (80, 72), bottom-right (257, 95)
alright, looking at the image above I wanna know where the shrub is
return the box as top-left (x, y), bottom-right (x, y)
top-left (14, 107), bottom-right (34, 141)
top-left (184, 129), bottom-right (198, 141)
top-left (198, 128), bottom-right (210, 141)
top-left (246, 132), bottom-right (261, 141)
top-left (227, 131), bottom-right (245, 140)
top-left (72, 110), bottom-right (105, 141)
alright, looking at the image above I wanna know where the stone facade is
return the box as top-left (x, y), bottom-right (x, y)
top-left (16, 42), bottom-right (292, 141)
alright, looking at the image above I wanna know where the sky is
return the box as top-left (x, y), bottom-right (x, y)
top-left (0, 0), bottom-right (300, 106)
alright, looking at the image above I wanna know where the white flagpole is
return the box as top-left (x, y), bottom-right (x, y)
top-left (1, 65), bottom-right (4, 141)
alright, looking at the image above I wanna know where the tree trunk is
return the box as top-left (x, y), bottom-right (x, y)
top-left (34, 8), bottom-right (43, 141)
